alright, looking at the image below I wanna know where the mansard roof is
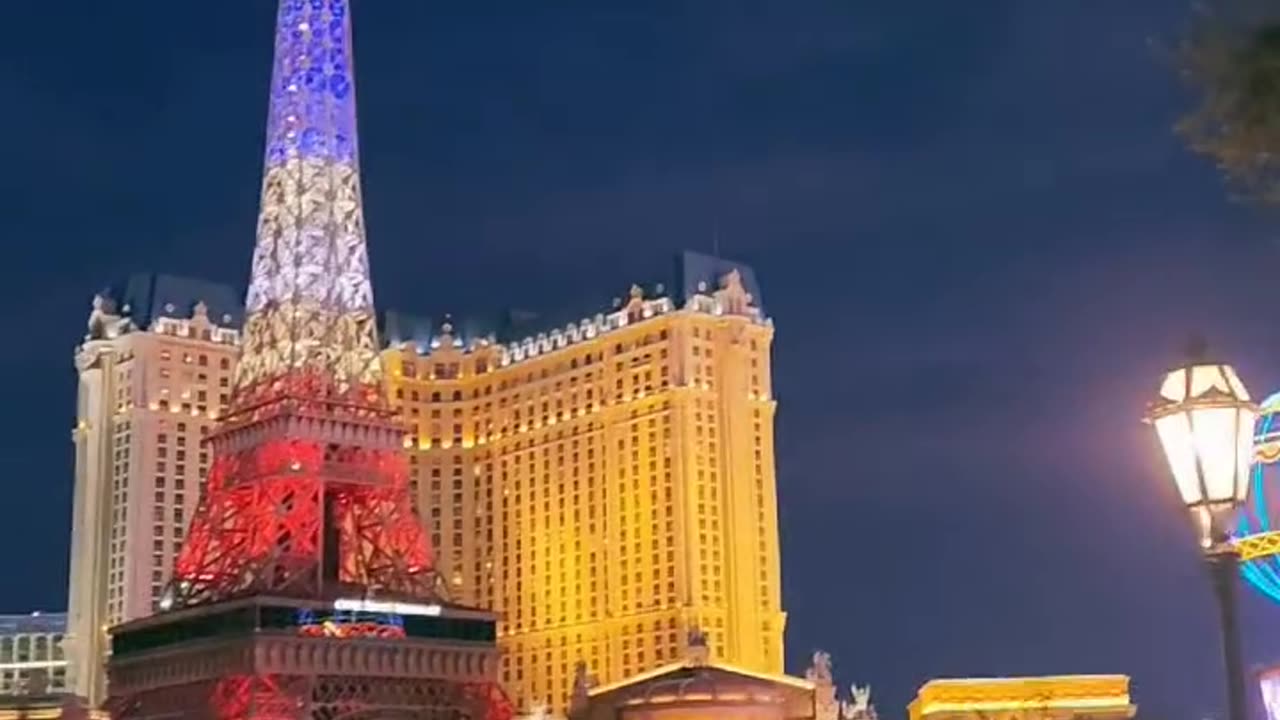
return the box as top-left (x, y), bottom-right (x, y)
top-left (103, 273), bottom-right (243, 330)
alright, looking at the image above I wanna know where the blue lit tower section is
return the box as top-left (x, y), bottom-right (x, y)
top-left (1237, 392), bottom-right (1280, 599)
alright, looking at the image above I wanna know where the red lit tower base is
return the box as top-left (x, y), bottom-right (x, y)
top-left (103, 1), bottom-right (512, 718)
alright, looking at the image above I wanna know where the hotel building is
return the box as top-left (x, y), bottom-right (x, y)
top-left (64, 252), bottom-right (783, 712)
top-left (381, 252), bottom-right (784, 711)
top-left (64, 274), bottom-right (241, 706)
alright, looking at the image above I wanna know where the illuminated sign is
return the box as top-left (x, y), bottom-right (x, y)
top-left (333, 599), bottom-right (443, 616)
top-left (296, 608), bottom-right (406, 640)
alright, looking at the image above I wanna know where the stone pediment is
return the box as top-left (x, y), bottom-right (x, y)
top-left (579, 658), bottom-right (815, 720)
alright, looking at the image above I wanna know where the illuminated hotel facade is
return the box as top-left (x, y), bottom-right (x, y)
top-left (64, 274), bottom-right (240, 706)
top-left (381, 252), bottom-right (785, 711)
top-left (64, 253), bottom-right (783, 711)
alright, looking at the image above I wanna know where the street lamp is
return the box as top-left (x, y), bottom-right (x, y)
top-left (1147, 348), bottom-right (1257, 720)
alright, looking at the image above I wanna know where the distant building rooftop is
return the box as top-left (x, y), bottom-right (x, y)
top-left (0, 612), bottom-right (65, 636)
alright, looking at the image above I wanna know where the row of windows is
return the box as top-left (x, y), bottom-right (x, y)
top-left (502, 614), bottom-right (736, 709)
top-left (157, 349), bottom-right (231, 370)
top-left (0, 665), bottom-right (68, 694)
top-left (394, 345), bottom-right (762, 427)
top-left (103, 415), bottom-right (211, 624)
top-left (151, 316), bottom-right (238, 346)
top-left (0, 634), bottom-right (64, 663)
top-left (416, 400), bottom-right (770, 612)
top-left (398, 328), bottom-right (675, 387)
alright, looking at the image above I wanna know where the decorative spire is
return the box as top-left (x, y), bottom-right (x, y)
top-left (236, 0), bottom-right (381, 409)
top-left (841, 685), bottom-right (878, 720)
top-left (809, 651), bottom-right (838, 720)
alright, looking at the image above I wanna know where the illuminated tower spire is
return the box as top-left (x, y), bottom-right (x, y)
top-left (170, 0), bottom-right (437, 607)
top-left (237, 0), bottom-right (378, 407)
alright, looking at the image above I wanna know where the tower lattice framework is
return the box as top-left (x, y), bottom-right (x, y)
top-left (105, 3), bottom-right (511, 719)
top-left (172, 0), bottom-right (434, 607)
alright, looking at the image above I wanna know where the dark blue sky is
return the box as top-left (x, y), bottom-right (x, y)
top-left (5, 1), bottom-right (1280, 718)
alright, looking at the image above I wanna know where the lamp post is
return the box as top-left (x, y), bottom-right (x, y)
top-left (1146, 347), bottom-right (1257, 720)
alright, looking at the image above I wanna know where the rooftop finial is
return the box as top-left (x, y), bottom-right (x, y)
top-left (686, 626), bottom-right (710, 665)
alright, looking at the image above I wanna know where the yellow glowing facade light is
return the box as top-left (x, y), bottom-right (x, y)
top-left (910, 676), bottom-right (1135, 720)
top-left (380, 268), bottom-right (779, 714)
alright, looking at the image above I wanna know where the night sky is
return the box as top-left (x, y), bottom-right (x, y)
top-left (5, 1), bottom-right (1280, 718)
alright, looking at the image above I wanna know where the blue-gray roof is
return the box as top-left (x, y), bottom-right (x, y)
top-left (380, 251), bottom-right (763, 350)
top-left (103, 273), bottom-right (244, 329)
top-left (379, 307), bottom-right (590, 350)
top-left (672, 250), bottom-right (763, 311)
top-left (0, 612), bottom-right (65, 636)
top-left (380, 310), bottom-right (502, 352)
top-left (104, 252), bottom-right (760, 351)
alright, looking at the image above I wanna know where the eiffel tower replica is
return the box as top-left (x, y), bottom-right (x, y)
top-left (105, 2), bottom-right (512, 718)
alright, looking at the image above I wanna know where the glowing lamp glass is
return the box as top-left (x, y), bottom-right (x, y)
top-left (1150, 362), bottom-right (1256, 511)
